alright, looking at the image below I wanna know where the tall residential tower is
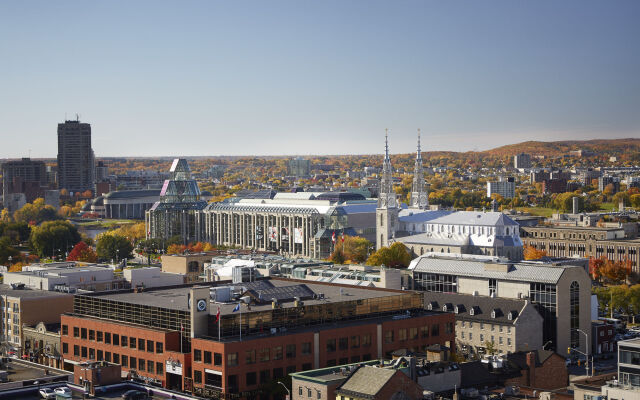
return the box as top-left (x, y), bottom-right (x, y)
top-left (57, 119), bottom-right (94, 193)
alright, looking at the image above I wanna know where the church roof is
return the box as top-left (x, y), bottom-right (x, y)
top-left (427, 211), bottom-right (519, 226)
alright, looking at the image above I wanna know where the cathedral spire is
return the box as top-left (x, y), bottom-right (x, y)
top-left (378, 129), bottom-right (397, 209)
top-left (409, 129), bottom-right (428, 210)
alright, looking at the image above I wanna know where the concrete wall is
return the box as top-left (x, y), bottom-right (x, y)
top-left (124, 267), bottom-right (184, 288)
top-left (417, 369), bottom-right (461, 393)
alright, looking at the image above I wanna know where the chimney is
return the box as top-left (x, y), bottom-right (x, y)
top-left (526, 351), bottom-right (536, 387)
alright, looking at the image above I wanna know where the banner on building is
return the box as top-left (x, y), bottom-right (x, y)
top-left (268, 227), bottom-right (278, 242)
top-left (294, 228), bottom-right (303, 244)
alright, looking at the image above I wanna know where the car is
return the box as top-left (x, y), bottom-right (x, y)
top-left (54, 387), bottom-right (72, 396)
top-left (122, 389), bottom-right (149, 400)
top-left (38, 388), bottom-right (55, 399)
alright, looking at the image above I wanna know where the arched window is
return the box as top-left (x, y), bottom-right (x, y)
top-left (570, 281), bottom-right (580, 348)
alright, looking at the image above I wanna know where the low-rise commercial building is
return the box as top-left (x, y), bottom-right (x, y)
top-left (22, 322), bottom-right (62, 368)
top-left (409, 253), bottom-right (592, 354)
top-left (60, 278), bottom-right (454, 399)
top-left (3, 264), bottom-right (127, 292)
top-left (124, 266), bottom-right (185, 288)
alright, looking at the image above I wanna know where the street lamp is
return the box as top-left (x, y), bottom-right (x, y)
top-left (277, 381), bottom-right (290, 399)
top-left (574, 329), bottom-right (592, 377)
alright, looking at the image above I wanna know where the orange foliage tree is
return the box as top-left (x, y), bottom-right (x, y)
top-left (590, 256), bottom-right (631, 284)
top-left (523, 244), bottom-right (547, 260)
top-left (66, 241), bottom-right (98, 263)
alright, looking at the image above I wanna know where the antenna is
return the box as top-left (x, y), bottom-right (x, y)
top-left (417, 128), bottom-right (422, 160)
top-left (75, 113), bottom-right (80, 122)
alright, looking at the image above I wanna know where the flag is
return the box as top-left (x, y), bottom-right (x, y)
top-left (331, 231), bottom-right (336, 243)
top-left (215, 306), bottom-right (221, 323)
top-left (341, 232), bottom-right (345, 243)
top-left (180, 323), bottom-right (184, 332)
top-left (233, 303), bottom-right (241, 313)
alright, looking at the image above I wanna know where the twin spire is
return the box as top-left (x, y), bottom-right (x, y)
top-left (379, 129), bottom-right (428, 210)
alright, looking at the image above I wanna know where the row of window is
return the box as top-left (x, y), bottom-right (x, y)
top-left (460, 321), bottom-right (512, 333)
top-left (383, 324), bottom-right (451, 344)
top-left (65, 326), bottom-right (163, 354)
top-left (457, 331), bottom-right (512, 346)
top-left (65, 344), bottom-right (164, 376)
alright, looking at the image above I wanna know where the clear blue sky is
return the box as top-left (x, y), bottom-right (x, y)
top-left (1, 1), bottom-right (639, 158)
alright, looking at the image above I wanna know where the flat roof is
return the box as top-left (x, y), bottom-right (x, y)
top-left (0, 284), bottom-right (72, 299)
top-left (93, 278), bottom-right (412, 314)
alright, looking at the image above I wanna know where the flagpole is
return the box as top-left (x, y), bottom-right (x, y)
top-left (218, 307), bottom-right (221, 341)
top-left (239, 303), bottom-right (242, 342)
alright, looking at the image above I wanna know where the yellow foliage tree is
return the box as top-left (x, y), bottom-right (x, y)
top-left (523, 244), bottom-right (547, 260)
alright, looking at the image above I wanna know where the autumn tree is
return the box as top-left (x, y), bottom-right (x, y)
top-left (14, 198), bottom-right (61, 225)
top-left (29, 220), bottom-right (81, 258)
top-left (96, 234), bottom-right (133, 262)
top-left (0, 237), bottom-right (20, 265)
top-left (329, 236), bottom-right (372, 264)
top-left (366, 242), bottom-right (411, 268)
top-left (523, 245), bottom-right (547, 260)
top-left (66, 241), bottom-right (98, 263)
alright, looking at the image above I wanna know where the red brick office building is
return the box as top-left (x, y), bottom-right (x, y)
top-left (61, 278), bottom-right (454, 399)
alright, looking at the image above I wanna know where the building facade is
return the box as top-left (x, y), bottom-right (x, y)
top-left (1, 158), bottom-right (48, 205)
top-left (60, 278), bottom-right (454, 399)
top-left (57, 119), bottom-right (94, 193)
top-left (487, 177), bottom-right (516, 199)
top-left (514, 153), bottom-right (532, 170)
top-left (521, 225), bottom-right (640, 274)
top-left (409, 254), bottom-right (592, 354)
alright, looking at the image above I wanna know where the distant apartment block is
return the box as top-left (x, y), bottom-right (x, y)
top-left (599, 176), bottom-right (621, 193)
top-left (486, 177), bottom-right (515, 199)
top-left (57, 119), bottom-right (94, 193)
top-left (1, 157), bottom-right (49, 207)
top-left (288, 157), bottom-right (311, 178)
top-left (513, 153), bottom-right (531, 169)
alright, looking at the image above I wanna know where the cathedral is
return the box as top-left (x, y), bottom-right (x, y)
top-left (376, 131), bottom-right (523, 261)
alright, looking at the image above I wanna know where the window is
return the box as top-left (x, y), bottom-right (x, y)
top-left (73, 327), bottom-right (79, 338)
top-left (339, 357), bottom-right (348, 365)
top-left (286, 365), bottom-right (296, 375)
top-left (156, 362), bottom-right (163, 375)
top-left (105, 352), bottom-right (111, 362)
top-left (121, 355), bottom-right (128, 367)
top-left (385, 331), bottom-right (394, 344)
top-left (286, 344), bottom-right (296, 358)
top-left (327, 359), bottom-right (336, 367)
top-left (73, 345), bottom-right (79, 356)
top-left (193, 370), bottom-right (202, 384)
top-left (338, 337), bottom-right (348, 350)
top-left (113, 334), bottom-right (120, 346)
top-left (273, 367), bottom-right (283, 379)
top-left (421, 326), bottom-right (429, 338)
top-left (499, 337), bottom-right (503, 345)
top-left (414, 272), bottom-right (457, 293)
top-left (227, 353), bottom-right (237, 366)
top-left (105, 332), bottom-right (111, 344)
top-left (130, 337), bottom-right (136, 349)
top-left (362, 334), bottom-right (371, 347)
top-left (480, 334), bottom-right (484, 342)
top-left (246, 350), bottom-right (256, 364)
top-left (138, 339), bottom-right (145, 351)
top-left (147, 340), bottom-right (154, 353)
top-left (156, 342), bottom-right (163, 354)
top-left (307, 388), bottom-right (312, 397)
top-left (489, 278), bottom-right (497, 297)
top-left (97, 350), bottom-right (103, 360)
top-left (480, 323), bottom-right (484, 330)
top-left (113, 354), bottom-right (120, 364)
top-left (81, 347), bottom-right (87, 358)
top-left (302, 362), bottom-right (312, 371)
top-left (351, 355), bottom-right (360, 363)
top-left (299, 387), bottom-right (303, 396)
top-left (62, 343), bottom-right (69, 354)
top-left (194, 349), bottom-right (202, 362)
top-left (130, 357), bottom-right (137, 370)
top-left (147, 360), bottom-right (154, 374)
top-left (89, 348), bottom-right (95, 360)
top-left (570, 281), bottom-right (580, 348)
top-left (302, 342), bottom-right (312, 355)
top-left (431, 324), bottom-right (440, 336)
top-left (96, 331), bottom-right (103, 342)
top-left (259, 348), bottom-right (270, 362)
top-left (409, 327), bottom-right (418, 340)
top-left (89, 330), bottom-right (95, 341)
top-left (204, 351), bottom-right (212, 364)
top-left (260, 369), bottom-right (270, 384)
top-left (446, 322), bottom-right (454, 334)
top-left (273, 346), bottom-right (283, 360)
top-left (246, 371), bottom-right (257, 386)
top-left (326, 339), bottom-right (336, 352)
top-left (121, 336), bottom-right (128, 347)
top-left (469, 333), bottom-right (473, 340)
top-left (62, 325), bottom-right (68, 336)
top-left (507, 338), bottom-right (512, 346)
top-left (398, 329), bottom-right (407, 342)
top-left (81, 328), bottom-right (87, 339)
top-left (351, 336), bottom-right (360, 348)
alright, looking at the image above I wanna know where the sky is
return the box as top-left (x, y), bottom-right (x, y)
top-left (1, 1), bottom-right (639, 158)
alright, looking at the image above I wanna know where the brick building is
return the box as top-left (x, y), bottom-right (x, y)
top-left (504, 350), bottom-right (569, 390)
top-left (60, 278), bottom-right (454, 399)
top-left (335, 366), bottom-right (424, 400)
top-left (521, 225), bottom-right (640, 274)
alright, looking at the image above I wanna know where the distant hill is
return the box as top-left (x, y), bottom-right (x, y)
top-left (477, 138), bottom-right (640, 158)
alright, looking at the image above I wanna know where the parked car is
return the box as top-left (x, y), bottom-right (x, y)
top-left (54, 387), bottom-right (72, 396)
top-left (122, 390), bottom-right (149, 400)
top-left (39, 388), bottom-right (56, 399)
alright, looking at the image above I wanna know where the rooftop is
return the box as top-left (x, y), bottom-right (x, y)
top-left (335, 366), bottom-right (397, 397)
top-left (0, 284), bottom-right (72, 299)
top-left (409, 254), bottom-right (582, 284)
top-left (422, 292), bottom-right (530, 324)
top-left (92, 277), bottom-right (409, 314)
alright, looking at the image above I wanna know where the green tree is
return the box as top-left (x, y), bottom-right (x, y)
top-left (29, 220), bottom-right (80, 258)
top-left (96, 234), bottom-right (133, 262)
top-left (0, 236), bottom-right (20, 265)
top-left (366, 242), bottom-right (411, 268)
